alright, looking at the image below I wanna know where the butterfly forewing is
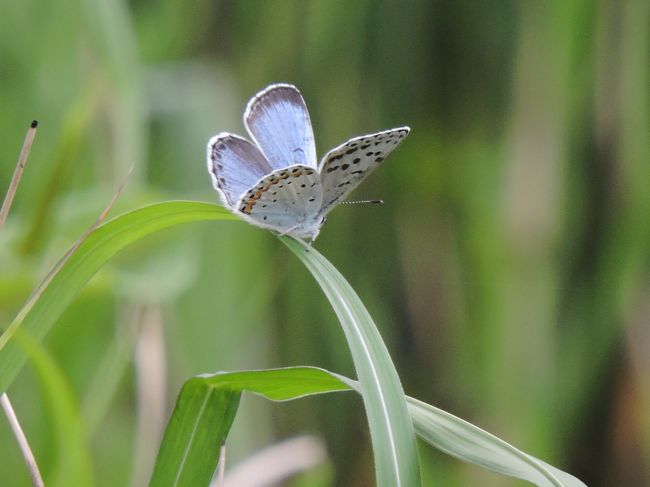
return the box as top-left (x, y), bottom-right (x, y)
top-left (208, 133), bottom-right (273, 206)
top-left (318, 127), bottom-right (409, 214)
top-left (237, 165), bottom-right (322, 233)
top-left (244, 84), bottom-right (318, 171)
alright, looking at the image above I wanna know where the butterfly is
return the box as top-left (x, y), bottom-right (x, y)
top-left (207, 83), bottom-right (409, 242)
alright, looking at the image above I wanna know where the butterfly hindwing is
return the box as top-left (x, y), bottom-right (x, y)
top-left (244, 84), bottom-right (318, 170)
top-left (318, 127), bottom-right (409, 214)
top-left (237, 165), bottom-right (322, 233)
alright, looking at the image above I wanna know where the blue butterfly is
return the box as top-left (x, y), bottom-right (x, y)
top-left (207, 84), bottom-right (409, 242)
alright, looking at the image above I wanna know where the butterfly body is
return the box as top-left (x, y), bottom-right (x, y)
top-left (207, 84), bottom-right (409, 242)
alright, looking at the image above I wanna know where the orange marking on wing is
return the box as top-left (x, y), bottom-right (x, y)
top-left (240, 170), bottom-right (305, 214)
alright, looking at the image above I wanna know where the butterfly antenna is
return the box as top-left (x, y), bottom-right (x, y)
top-left (339, 199), bottom-right (384, 205)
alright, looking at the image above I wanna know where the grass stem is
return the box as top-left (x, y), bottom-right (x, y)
top-left (0, 120), bottom-right (38, 227)
top-left (0, 393), bottom-right (44, 487)
top-left (1, 121), bottom-right (44, 487)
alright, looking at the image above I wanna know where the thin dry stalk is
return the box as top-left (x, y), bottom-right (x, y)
top-left (0, 120), bottom-right (44, 487)
top-left (1, 125), bottom-right (132, 487)
top-left (130, 305), bottom-right (167, 487)
top-left (0, 121), bottom-right (38, 227)
top-left (0, 395), bottom-right (44, 487)
top-left (0, 162), bottom-right (135, 352)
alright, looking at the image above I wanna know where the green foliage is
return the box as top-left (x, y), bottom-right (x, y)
top-left (150, 368), bottom-right (347, 487)
top-left (1, 0), bottom-right (649, 485)
top-left (281, 238), bottom-right (420, 486)
top-left (0, 202), bottom-right (235, 393)
top-left (151, 366), bottom-right (585, 487)
top-left (1, 201), bottom-right (582, 486)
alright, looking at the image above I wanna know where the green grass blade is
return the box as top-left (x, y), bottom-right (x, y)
top-left (198, 367), bottom-right (352, 400)
top-left (149, 367), bottom-right (350, 487)
top-left (0, 201), bottom-right (235, 393)
top-left (280, 237), bottom-right (421, 487)
top-left (149, 378), bottom-right (241, 487)
top-left (153, 366), bottom-right (584, 487)
top-left (406, 396), bottom-right (587, 487)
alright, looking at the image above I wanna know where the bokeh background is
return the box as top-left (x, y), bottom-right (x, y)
top-left (1, 0), bottom-right (649, 485)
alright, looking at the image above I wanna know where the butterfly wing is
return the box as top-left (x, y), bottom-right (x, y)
top-left (207, 133), bottom-right (273, 207)
top-left (318, 127), bottom-right (410, 214)
top-left (236, 165), bottom-right (322, 235)
top-left (244, 84), bottom-right (317, 170)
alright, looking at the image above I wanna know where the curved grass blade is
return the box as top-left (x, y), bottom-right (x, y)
top-left (280, 237), bottom-right (420, 487)
top-left (0, 201), bottom-right (235, 393)
top-left (149, 367), bottom-right (349, 487)
top-left (152, 366), bottom-right (585, 487)
top-left (406, 397), bottom-right (587, 487)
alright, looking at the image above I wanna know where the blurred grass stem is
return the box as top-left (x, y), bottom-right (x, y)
top-left (0, 121), bottom-right (43, 487)
top-left (220, 436), bottom-right (326, 487)
top-left (1, 162), bottom-right (134, 352)
top-left (0, 394), bottom-right (44, 487)
top-left (0, 162), bottom-right (132, 487)
top-left (131, 305), bottom-right (167, 487)
top-left (0, 120), bottom-right (38, 227)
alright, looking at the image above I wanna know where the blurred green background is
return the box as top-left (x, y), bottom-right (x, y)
top-left (1, 0), bottom-right (649, 485)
